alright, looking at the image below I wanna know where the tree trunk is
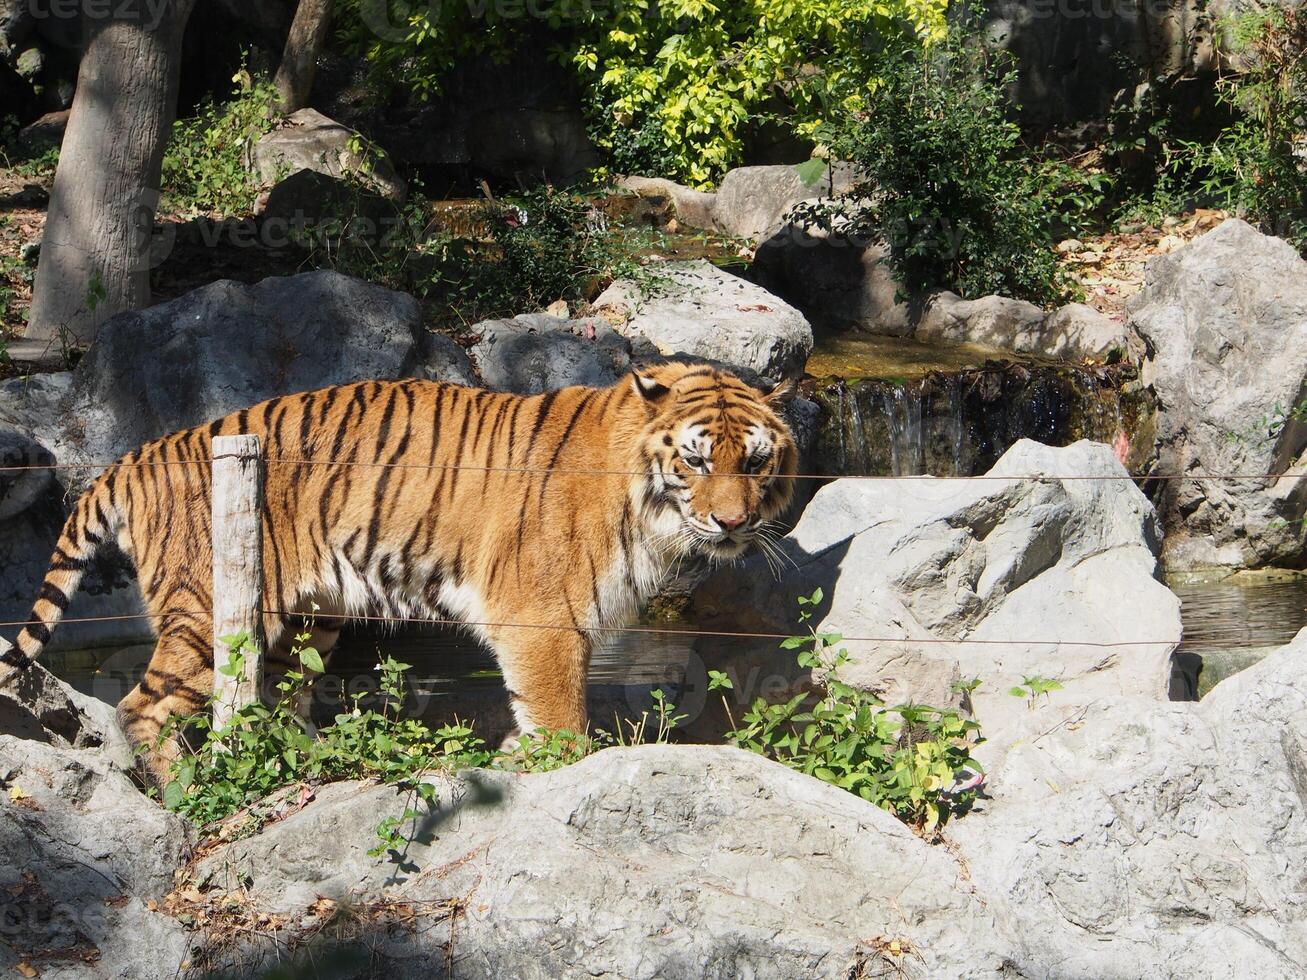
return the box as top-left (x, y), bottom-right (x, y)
top-left (273, 0), bottom-right (332, 114)
top-left (26, 0), bottom-right (195, 345)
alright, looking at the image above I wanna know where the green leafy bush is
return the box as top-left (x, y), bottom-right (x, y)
top-left (299, 185), bottom-right (659, 319)
top-left (164, 627), bottom-right (684, 852)
top-left (161, 68), bottom-right (280, 215)
top-left (710, 589), bottom-right (984, 834)
top-left (572, 0), bottom-right (946, 187)
top-left (804, 23), bottom-right (1073, 305)
top-left (1109, 10), bottom-right (1307, 245)
top-left (335, 0), bottom-right (946, 188)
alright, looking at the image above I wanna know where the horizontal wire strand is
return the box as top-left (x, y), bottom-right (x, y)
top-left (0, 455), bottom-right (1300, 481)
top-left (0, 609), bottom-right (1177, 648)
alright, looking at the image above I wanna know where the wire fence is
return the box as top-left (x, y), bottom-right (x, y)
top-left (0, 448), bottom-right (1243, 654)
top-left (0, 609), bottom-right (1178, 648)
top-left (0, 454), bottom-right (1302, 482)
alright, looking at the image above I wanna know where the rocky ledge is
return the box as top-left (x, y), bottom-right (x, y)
top-left (4, 632), bottom-right (1306, 978)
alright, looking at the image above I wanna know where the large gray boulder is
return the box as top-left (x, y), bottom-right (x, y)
top-left (694, 438), bottom-right (1181, 748)
top-left (196, 745), bottom-right (1009, 978)
top-left (184, 629), bottom-right (1307, 979)
top-left (0, 735), bottom-right (192, 979)
top-left (59, 270), bottom-right (423, 466)
top-left (1130, 218), bottom-right (1307, 571)
top-left (947, 630), bottom-right (1307, 977)
top-left (593, 260), bottom-right (813, 379)
top-left (712, 163), bottom-right (856, 242)
top-left (751, 229), bottom-right (912, 336)
top-left (469, 314), bottom-right (651, 394)
top-left (917, 293), bottom-right (1134, 359)
top-left (251, 107), bottom-right (406, 202)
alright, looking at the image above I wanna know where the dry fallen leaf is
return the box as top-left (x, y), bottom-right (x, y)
top-left (16, 962), bottom-right (38, 978)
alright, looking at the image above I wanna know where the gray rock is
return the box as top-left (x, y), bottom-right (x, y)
top-left (470, 314), bottom-right (646, 394)
top-left (751, 228), bottom-right (912, 336)
top-left (947, 631), bottom-right (1307, 977)
top-left (0, 420), bottom-right (54, 522)
top-left (694, 438), bottom-right (1180, 749)
top-left (1130, 218), bottom-right (1307, 571)
top-left (617, 175), bottom-right (721, 231)
top-left (593, 260), bottom-right (813, 378)
top-left (197, 745), bottom-right (1010, 978)
top-left (915, 292), bottom-right (1047, 350)
top-left (0, 655), bottom-right (103, 748)
top-left (414, 332), bottom-right (477, 387)
top-left (251, 108), bottom-right (406, 202)
top-left (0, 273), bottom-right (423, 651)
top-left (0, 735), bottom-right (192, 979)
top-left (184, 629), bottom-right (1307, 978)
top-left (914, 293), bottom-right (1136, 360)
top-left (61, 270), bottom-right (422, 466)
top-left (256, 167), bottom-right (402, 240)
top-left (712, 163), bottom-right (856, 242)
top-left (1041, 302), bottom-right (1134, 358)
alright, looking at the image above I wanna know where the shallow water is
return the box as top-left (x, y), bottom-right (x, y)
top-left (1171, 577), bottom-right (1307, 696)
top-left (804, 332), bottom-right (1034, 382)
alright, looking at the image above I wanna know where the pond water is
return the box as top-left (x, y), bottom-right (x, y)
top-left (1171, 576), bottom-right (1307, 697)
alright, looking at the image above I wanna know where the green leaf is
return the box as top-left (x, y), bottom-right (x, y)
top-left (162, 780), bottom-right (185, 810)
top-left (794, 157), bottom-right (826, 187)
top-left (299, 647), bottom-right (325, 674)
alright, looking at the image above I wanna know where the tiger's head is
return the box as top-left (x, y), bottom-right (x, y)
top-left (630, 362), bottom-right (800, 561)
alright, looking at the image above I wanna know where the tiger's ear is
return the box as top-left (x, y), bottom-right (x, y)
top-left (764, 377), bottom-right (799, 405)
top-left (632, 372), bottom-right (670, 403)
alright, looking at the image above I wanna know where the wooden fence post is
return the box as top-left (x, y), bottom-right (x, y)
top-left (211, 433), bottom-right (265, 731)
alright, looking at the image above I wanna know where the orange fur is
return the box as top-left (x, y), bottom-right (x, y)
top-left (0, 363), bottom-right (797, 782)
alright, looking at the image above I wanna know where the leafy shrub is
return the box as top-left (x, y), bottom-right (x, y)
top-left (710, 589), bottom-right (984, 834)
top-left (299, 184), bottom-right (659, 319)
top-left (1176, 10), bottom-right (1307, 244)
top-left (804, 22), bottom-right (1073, 305)
top-left (161, 68), bottom-right (280, 215)
top-left (572, 0), bottom-right (946, 187)
top-left (335, 1), bottom-right (946, 188)
top-left (1109, 10), bottom-right (1307, 245)
top-left (164, 626), bottom-right (684, 852)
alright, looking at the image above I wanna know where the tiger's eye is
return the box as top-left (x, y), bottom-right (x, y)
top-left (683, 454), bottom-right (704, 469)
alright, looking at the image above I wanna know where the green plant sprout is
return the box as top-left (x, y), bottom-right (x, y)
top-left (1007, 675), bottom-right (1064, 709)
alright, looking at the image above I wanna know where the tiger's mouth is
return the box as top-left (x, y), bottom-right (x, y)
top-left (683, 523), bottom-right (755, 560)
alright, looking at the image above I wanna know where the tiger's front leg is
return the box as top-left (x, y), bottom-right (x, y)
top-left (486, 618), bottom-right (593, 744)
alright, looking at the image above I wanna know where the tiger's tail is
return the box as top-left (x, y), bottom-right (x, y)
top-left (1, 470), bottom-right (122, 682)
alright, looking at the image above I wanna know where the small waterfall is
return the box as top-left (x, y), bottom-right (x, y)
top-left (946, 377), bottom-right (966, 477)
top-left (884, 387), bottom-right (926, 476)
top-left (811, 362), bottom-right (1151, 478)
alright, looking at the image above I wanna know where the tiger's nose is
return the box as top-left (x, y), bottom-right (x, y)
top-left (713, 513), bottom-right (747, 532)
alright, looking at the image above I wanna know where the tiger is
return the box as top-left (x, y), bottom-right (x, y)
top-left (0, 361), bottom-right (798, 784)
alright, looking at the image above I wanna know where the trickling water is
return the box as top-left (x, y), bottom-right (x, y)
top-left (810, 362), bottom-right (1151, 478)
